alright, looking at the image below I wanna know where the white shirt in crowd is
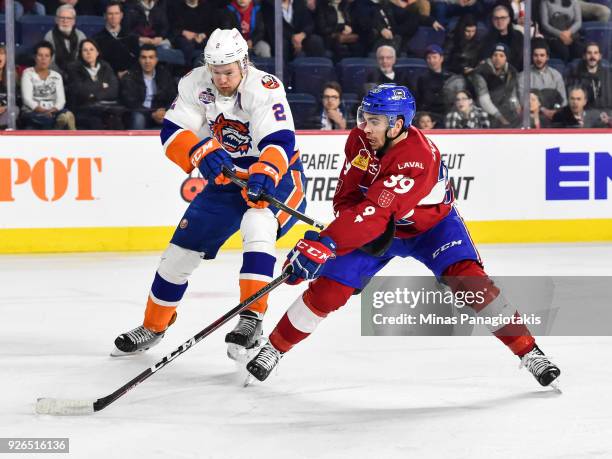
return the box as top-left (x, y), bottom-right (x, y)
top-left (20, 67), bottom-right (66, 111)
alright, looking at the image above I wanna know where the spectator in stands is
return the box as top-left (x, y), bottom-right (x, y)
top-left (540, 0), bottom-right (584, 62)
top-left (263, 0), bottom-right (325, 59)
top-left (471, 43), bottom-right (521, 127)
top-left (94, 1), bottom-right (139, 78)
top-left (0, 44), bottom-right (18, 129)
top-left (365, 45), bottom-right (408, 94)
top-left (285, 0), bottom-right (326, 58)
top-left (444, 14), bottom-right (480, 76)
top-left (120, 44), bottom-right (176, 130)
top-left (518, 39), bottom-right (566, 117)
top-left (44, 4), bottom-right (87, 78)
top-left (528, 90), bottom-right (552, 128)
top-left (579, 0), bottom-right (610, 23)
top-left (481, 5), bottom-right (524, 71)
top-left (384, 0), bottom-right (445, 55)
top-left (566, 42), bottom-right (612, 111)
top-left (3, 0), bottom-right (46, 18)
top-left (122, 0), bottom-right (171, 49)
top-left (20, 41), bottom-right (75, 130)
top-left (413, 111), bottom-right (437, 128)
top-left (370, 1), bottom-right (403, 52)
top-left (444, 89), bottom-right (490, 128)
top-left (219, 0), bottom-right (271, 58)
top-left (66, 39), bottom-right (123, 129)
top-left (414, 44), bottom-right (454, 120)
top-left (319, 81), bottom-right (349, 130)
top-left (431, 0), bottom-right (482, 28)
top-left (552, 86), bottom-right (606, 127)
top-left (43, 0), bottom-right (105, 16)
top-left (169, 0), bottom-right (213, 65)
top-left (315, 0), bottom-right (364, 60)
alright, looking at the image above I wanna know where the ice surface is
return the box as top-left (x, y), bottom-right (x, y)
top-left (1, 243), bottom-right (611, 458)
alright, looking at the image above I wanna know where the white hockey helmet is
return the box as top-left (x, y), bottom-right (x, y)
top-left (204, 28), bottom-right (249, 75)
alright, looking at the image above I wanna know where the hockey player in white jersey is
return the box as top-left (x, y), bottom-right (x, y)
top-left (112, 29), bottom-right (307, 359)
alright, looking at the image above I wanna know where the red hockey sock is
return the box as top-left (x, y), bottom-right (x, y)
top-left (443, 260), bottom-right (535, 357)
top-left (269, 277), bottom-right (354, 353)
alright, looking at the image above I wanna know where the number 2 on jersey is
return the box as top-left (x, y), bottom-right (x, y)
top-left (272, 103), bottom-right (286, 121)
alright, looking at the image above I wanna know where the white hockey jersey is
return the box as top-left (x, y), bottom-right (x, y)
top-left (161, 65), bottom-right (298, 177)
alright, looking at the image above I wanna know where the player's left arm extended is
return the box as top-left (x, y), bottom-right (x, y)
top-left (321, 168), bottom-right (431, 256)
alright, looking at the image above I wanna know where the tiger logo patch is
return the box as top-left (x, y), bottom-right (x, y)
top-left (209, 113), bottom-right (252, 155)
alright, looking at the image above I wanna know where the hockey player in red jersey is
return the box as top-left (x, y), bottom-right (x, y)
top-left (246, 84), bottom-right (561, 387)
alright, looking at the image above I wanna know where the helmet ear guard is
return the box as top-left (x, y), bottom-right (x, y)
top-left (357, 84), bottom-right (416, 131)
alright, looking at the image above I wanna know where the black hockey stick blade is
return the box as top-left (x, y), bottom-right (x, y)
top-left (222, 166), bottom-right (326, 230)
top-left (35, 268), bottom-right (292, 416)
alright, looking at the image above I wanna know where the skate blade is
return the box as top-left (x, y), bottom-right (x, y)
top-left (243, 373), bottom-right (255, 387)
top-left (109, 346), bottom-right (146, 357)
top-left (549, 380), bottom-right (562, 394)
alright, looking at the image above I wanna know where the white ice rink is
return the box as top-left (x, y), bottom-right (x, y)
top-left (2, 243), bottom-right (611, 459)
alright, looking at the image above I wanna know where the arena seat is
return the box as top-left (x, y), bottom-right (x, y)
top-left (290, 57), bottom-right (336, 98)
top-left (582, 22), bottom-right (612, 60)
top-left (18, 15), bottom-right (54, 49)
top-left (336, 57), bottom-right (378, 95)
top-left (287, 93), bottom-right (318, 129)
top-left (405, 27), bottom-right (446, 58)
top-left (76, 15), bottom-right (105, 38)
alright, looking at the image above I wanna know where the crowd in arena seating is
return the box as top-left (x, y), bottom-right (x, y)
top-left (0, 0), bottom-right (610, 130)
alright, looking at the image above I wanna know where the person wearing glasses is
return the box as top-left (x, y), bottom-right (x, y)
top-left (320, 81), bottom-right (349, 130)
top-left (43, 5), bottom-right (86, 78)
top-left (481, 4), bottom-right (524, 71)
top-left (444, 89), bottom-right (490, 129)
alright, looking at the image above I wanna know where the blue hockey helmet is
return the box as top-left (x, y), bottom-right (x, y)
top-left (357, 84), bottom-right (416, 130)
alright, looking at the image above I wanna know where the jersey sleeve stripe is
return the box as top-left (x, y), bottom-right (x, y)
top-left (277, 170), bottom-right (305, 228)
top-left (164, 130), bottom-right (200, 174)
top-left (160, 118), bottom-right (182, 145)
top-left (257, 129), bottom-right (296, 164)
top-left (260, 145), bottom-right (289, 176)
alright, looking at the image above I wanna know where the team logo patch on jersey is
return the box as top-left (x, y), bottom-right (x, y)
top-left (210, 113), bottom-right (252, 154)
top-left (351, 150), bottom-right (370, 171)
top-left (378, 190), bottom-right (395, 208)
top-left (261, 74), bottom-right (280, 89)
top-left (198, 88), bottom-right (215, 104)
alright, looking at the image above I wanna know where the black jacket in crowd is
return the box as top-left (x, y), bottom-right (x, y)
top-left (415, 68), bottom-right (454, 115)
top-left (93, 27), bottom-right (140, 74)
top-left (66, 59), bottom-right (119, 108)
top-left (445, 33), bottom-right (481, 75)
top-left (122, 0), bottom-right (170, 39)
top-left (218, 3), bottom-right (266, 46)
top-left (120, 64), bottom-right (177, 111)
top-left (566, 61), bottom-right (612, 110)
top-left (169, 1), bottom-right (215, 42)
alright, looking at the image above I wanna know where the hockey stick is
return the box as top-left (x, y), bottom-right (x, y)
top-left (35, 268), bottom-right (292, 416)
top-left (222, 166), bottom-right (326, 230)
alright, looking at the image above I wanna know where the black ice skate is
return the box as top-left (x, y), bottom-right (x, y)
top-left (225, 310), bottom-right (263, 361)
top-left (246, 342), bottom-right (283, 381)
top-left (112, 312), bottom-right (176, 356)
top-left (111, 325), bottom-right (165, 356)
top-left (520, 344), bottom-right (561, 387)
